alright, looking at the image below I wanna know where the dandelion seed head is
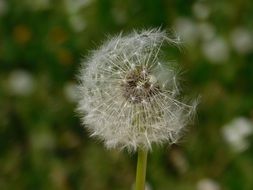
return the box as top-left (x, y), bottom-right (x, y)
top-left (77, 29), bottom-right (196, 152)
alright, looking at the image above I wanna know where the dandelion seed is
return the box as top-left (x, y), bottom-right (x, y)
top-left (77, 29), bottom-right (196, 152)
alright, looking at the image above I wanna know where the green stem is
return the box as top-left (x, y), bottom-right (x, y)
top-left (135, 148), bottom-right (148, 190)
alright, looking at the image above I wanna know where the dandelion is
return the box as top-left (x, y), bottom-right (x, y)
top-left (77, 29), bottom-right (196, 190)
top-left (8, 70), bottom-right (35, 96)
top-left (230, 27), bottom-right (253, 54)
top-left (202, 36), bottom-right (229, 63)
top-left (197, 178), bottom-right (220, 190)
top-left (222, 117), bottom-right (253, 153)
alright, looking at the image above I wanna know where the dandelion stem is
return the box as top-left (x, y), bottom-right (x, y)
top-left (135, 148), bottom-right (148, 190)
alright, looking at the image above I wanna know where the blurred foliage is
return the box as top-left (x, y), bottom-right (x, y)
top-left (0, 0), bottom-right (253, 190)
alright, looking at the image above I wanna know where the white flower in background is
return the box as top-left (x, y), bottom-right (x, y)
top-left (230, 27), bottom-right (253, 54)
top-left (174, 18), bottom-right (199, 45)
top-left (64, 0), bottom-right (90, 32)
top-left (8, 70), bottom-right (35, 96)
top-left (202, 37), bottom-right (229, 63)
top-left (192, 2), bottom-right (210, 20)
top-left (198, 22), bottom-right (216, 41)
top-left (77, 29), bottom-right (197, 151)
top-left (222, 117), bottom-right (253, 153)
top-left (0, 0), bottom-right (8, 16)
top-left (64, 82), bottom-right (78, 103)
top-left (197, 178), bottom-right (220, 190)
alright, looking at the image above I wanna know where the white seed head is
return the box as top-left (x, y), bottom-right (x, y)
top-left (77, 29), bottom-right (196, 152)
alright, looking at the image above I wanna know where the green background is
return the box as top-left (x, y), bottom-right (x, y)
top-left (1, 0), bottom-right (253, 189)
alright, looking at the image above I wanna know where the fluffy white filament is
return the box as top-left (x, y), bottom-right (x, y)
top-left (77, 29), bottom-right (196, 152)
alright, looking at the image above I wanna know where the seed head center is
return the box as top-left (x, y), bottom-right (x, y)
top-left (122, 67), bottom-right (159, 104)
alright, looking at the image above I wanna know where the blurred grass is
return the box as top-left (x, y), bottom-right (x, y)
top-left (0, 0), bottom-right (253, 190)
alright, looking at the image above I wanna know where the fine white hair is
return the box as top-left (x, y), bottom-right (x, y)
top-left (77, 29), bottom-right (197, 152)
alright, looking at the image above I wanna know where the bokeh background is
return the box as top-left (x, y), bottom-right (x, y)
top-left (1, 0), bottom-right (253, 190)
